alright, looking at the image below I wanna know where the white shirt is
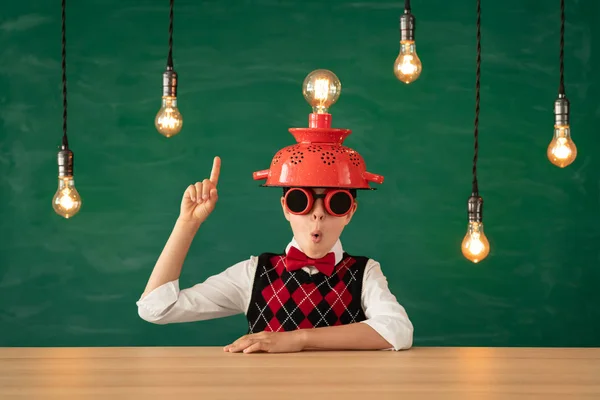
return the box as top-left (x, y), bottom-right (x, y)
top-left (136, 238), bottom-right (413, 351)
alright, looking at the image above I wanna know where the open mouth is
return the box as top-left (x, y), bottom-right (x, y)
top-left (311, 230), bottom-right (322, 243)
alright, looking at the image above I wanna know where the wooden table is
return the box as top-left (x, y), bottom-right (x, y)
top-left (1, 347), bottom-right (599, 399)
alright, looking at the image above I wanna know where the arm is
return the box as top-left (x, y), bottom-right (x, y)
top-left (137, 257), bottom-right (256, 324)
top-left (358, 259), bottom-right (414, 350)
top-left (138, 156), bottom-right (258, 324)
top-left (141, 218), bottom-right (201, 298)
top-left (301, 322), bottom-right (392, 350)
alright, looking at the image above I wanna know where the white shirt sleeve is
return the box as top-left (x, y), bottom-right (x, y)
top-left (136, 256), bottom-right (258, 324)
top-left (359, 259), bottom-right (414, 351)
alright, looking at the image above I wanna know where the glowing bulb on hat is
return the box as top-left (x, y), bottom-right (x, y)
top-left (302, 69), bottom-right (341, 114)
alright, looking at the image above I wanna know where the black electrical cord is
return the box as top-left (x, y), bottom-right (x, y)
top-left (167, 0), bottom-right (174, 68)
top-left (61, 0), bottom-right (68, 149)
top-left (472, 0), bottom-right (481, 196)
top-left (558, 0), bottom-right (565, 95)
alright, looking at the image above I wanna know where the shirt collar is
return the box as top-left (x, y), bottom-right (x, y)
top-left (285, 237), bottom-right (344, 266)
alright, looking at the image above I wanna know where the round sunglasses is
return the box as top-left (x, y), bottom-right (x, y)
top-left (284, 188), bottom-right (354, 217)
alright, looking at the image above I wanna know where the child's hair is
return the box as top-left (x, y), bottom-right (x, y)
top-left (282, 187), bottom-right (358, 199)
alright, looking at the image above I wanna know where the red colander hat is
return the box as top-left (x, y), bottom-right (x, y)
top-left (252, 69), bottom-right (384, 190)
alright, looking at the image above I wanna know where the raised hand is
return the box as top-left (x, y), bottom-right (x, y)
top-left (179, 156), bottom-right (221, 224)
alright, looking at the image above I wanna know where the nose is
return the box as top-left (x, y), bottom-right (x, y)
top-left (311, 198), bottom-right (326, 220)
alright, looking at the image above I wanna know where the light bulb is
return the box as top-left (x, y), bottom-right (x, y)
top-left (53, 176), bottom-right (82, 218)
top-left (302, 69), bottom-right (341, 114)
top-left (547, 124), bottom-right (577, 168)
top-left (155, 95), bottom-right (183, 137)
top-left (394, 40), bottom-right (422, 84)
top-left (549, 95), bottom-right (576, 167)
top-left (461, 221), bottom-right (490, 263)
top-left (53, 147), bottom-right (82, 218)
top-left (462, 195), bottom-right (489, 263)
top-left (156, 66), bottom-right (182, 137)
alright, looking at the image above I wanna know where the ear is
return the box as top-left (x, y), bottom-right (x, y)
top-left (281, 196), bottom-right (291, 222)
top-left (344, 200), bottom-right (358, 226)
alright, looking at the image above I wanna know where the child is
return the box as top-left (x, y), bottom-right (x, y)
top-left (137, 71), bottom-right (414, 354)
top-left (137, 156), bottom-right (413, 353)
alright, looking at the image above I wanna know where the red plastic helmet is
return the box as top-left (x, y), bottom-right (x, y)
top-left (253, 114), bottom-right (384, 190)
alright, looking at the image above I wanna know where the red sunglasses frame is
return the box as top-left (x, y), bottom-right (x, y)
top-left (284, 188), bottom-right (354, 217)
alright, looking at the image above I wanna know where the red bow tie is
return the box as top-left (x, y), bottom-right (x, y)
top-left (285, 246), bottom-right (336, 276)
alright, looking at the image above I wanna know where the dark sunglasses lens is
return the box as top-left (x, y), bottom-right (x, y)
top-left (286, 189), bottom-right (309, 213)
top-left (329, 191), bottom-right (353, 215)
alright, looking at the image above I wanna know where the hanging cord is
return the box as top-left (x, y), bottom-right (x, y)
top-left (404, 0), bottom-right (411, 12)
top-left (472, 0), bottom-right (481, 196)
top-left (558, 0), bottom-right (565, 95)
top-left (61, 0), bottom-right (69, 148)
top-left (167, 0), bottom-right (174, 68)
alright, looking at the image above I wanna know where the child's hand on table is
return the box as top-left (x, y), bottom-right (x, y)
top-left (224, 330), bottom-right (306, 354)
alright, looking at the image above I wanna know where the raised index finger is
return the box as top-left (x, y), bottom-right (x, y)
top-left (210, 156), bottom-right (221, 186)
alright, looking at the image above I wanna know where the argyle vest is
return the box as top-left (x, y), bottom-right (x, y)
top-left (245, 252), bottom-right (368, 333)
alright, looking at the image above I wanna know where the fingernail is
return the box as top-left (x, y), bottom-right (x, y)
top-left (203, 194), bottom-right (208, 200)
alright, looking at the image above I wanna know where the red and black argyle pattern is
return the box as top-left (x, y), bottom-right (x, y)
top-left (246, 252), bottom-right (368, 333)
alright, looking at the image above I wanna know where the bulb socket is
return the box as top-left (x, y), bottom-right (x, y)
top-left (162, 67), bottom-right (178, 97)
top-left (57, 147), bottom-right (74, 178)
top-left (467, 195), bottom-right (483, 223)
top-left (308, 113), bottom-right (332, 128)
top-left (399, 11), bottom-right (416, 41)
top-left (554, 94), bottom-right (569, 126)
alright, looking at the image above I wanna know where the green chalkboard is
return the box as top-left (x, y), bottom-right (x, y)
top-left (1, 0), bottom-right (599, 347)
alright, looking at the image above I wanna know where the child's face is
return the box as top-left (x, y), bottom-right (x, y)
top-left (280, 188), bottom-right (357, 258)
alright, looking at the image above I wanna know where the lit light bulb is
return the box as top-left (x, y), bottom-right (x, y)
top-left (156, 65), bottom-right (182, 137)
top-left (548, 95), bottom-right (576, 167)
top-left (395, 7), bottom-right (422, 84)
top-left (462, 195), bottom-right (490, 263)
top-left (461, 221), bottom-right (490, 263)
top-left (53, 147), bottom-right (81, 219)
top-left (547, 125), bottom-right (577, 168)
top-left (53, 177), bottom-right (82, 218)
top-left (302, 69), bottom-right (341, 114)
top-left (155, 95), bottom-right (183, 137)
top-left (394, 40), bottom-right (422, 84)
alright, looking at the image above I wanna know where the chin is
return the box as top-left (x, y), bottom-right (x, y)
top-left (302, 239), bottom-right (333, 257)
